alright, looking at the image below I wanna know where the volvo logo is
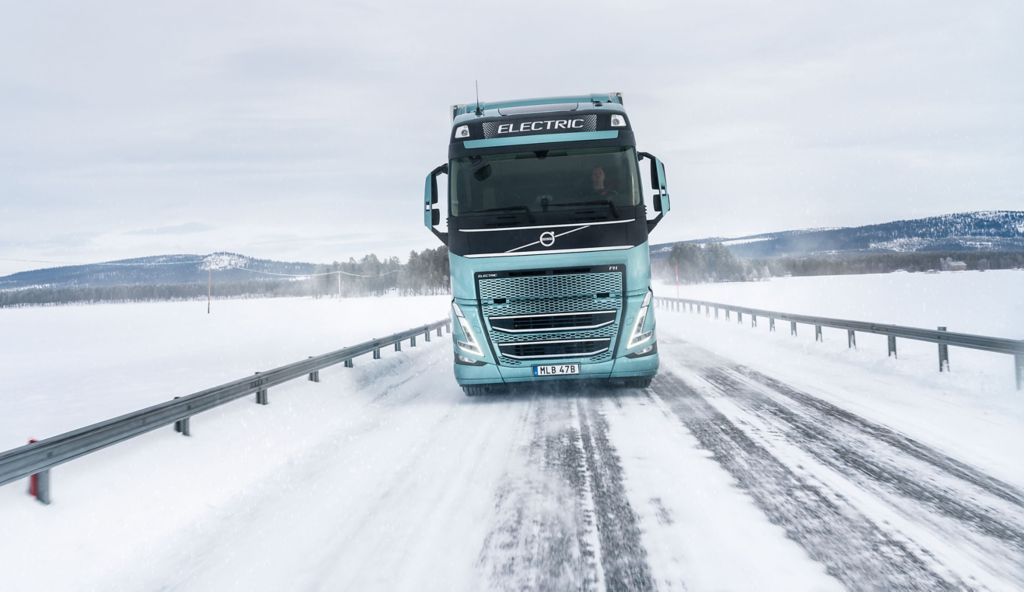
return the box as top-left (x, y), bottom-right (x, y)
top-left (539, 231), bottom-right (556, 247)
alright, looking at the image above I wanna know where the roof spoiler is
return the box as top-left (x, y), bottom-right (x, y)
top-left (451, 92), bottom-right (623, 119)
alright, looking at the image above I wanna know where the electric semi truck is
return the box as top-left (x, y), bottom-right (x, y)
top-left (423, 92), bottom-right (670, 396)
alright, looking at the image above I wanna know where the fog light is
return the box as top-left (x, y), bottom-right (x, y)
top-left (455, 125), bottom-right (470, 138)
top-left (610, 114), bottom-right (627, 128)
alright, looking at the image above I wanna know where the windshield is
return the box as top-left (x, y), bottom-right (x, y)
top-left (451, 147), bottom-right (641, 226)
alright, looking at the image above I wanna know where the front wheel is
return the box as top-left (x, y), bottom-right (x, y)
top-left (462, 385), bottom-right (489, 397)
top-left (623, 377), bottom-right (653, 389)
top-left (463, 384), bottom-right (509, 397)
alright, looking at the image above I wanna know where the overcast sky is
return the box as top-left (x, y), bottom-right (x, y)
top-left (1, 0), bottom-right (1021, 275)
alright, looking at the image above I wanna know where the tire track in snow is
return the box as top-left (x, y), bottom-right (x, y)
top-left (734, 365), bottom-right (1024, 510)
top-left (578, 395), bottom-right (656, 591)
top-left (478, 394), bottom-right (602, 591)
top-left (478, 391), bottom-right (654, 591)
top-left (651, 372), bottom-right (962, 591)
top-left (701, 366), bottom-right (1024, 586)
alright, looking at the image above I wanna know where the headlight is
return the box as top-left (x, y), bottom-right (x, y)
top-left (628, 290), bottom-right (655, 348)
top-left (452, 302), bottom-right (483, 356)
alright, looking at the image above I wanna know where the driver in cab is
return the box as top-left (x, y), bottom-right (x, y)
top-left (590, 166), bottom-right (617, 198)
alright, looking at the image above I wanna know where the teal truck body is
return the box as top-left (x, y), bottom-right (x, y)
top-left (423, 92), bottom-right (671, 395)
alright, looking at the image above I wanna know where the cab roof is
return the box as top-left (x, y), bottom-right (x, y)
top-left (451, 92), bottom-right (625, 126)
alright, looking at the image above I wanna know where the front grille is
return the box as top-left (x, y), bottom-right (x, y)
top-left (477, 268), bottom-right (625, 367)
top-left (479, 271), bottom-right (622, 301)
top-left (498, 338), bottom-right (611, 360)
top-left (489, 310), bottom-right (616, 333)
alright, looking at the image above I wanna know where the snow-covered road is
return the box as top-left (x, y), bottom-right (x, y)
top-left (3, 317), bottom-right (1022, 590)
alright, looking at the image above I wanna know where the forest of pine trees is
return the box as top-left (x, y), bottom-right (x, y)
top-left (653, 244), bottom-right (1024, 285)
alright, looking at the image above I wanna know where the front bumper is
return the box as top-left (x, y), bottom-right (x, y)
top-left (454, 348), bottom-right (658, 385)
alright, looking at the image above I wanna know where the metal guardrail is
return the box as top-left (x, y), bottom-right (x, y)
top-left (656, 297), bottom-right (1024, 390)
top-left (0, 319), bottom-right (451, 504)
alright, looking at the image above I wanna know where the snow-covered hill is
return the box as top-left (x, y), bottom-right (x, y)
top-left (0, 253), bottom-right (318, 290)
top-left (653, 211), bottom-right (1024, 259)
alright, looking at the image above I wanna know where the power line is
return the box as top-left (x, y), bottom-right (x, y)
top-left (0, 257), bottom-right (402, 279)
top-left (221, 265), bottom-right (401, 279)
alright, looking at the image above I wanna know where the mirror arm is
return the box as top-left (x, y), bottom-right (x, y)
top-left (646, 212), bottom-right (663, 232)
top-left (431, 227), bottom-right (448, 244)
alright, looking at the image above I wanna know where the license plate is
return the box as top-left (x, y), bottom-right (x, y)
top-left (533, 364), bottom-right (580, 377)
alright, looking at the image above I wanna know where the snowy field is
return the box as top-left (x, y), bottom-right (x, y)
top-left (655, 269), bottom-right (1024, 338)
top-left (0, 288), bottom-right (1022, 590)
top-left (0, 295), bottom-right (450, 450)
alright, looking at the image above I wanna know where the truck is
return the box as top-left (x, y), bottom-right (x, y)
top-left (423, 92), bottom-right (671, 396)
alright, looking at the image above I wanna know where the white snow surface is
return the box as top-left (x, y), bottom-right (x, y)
top-left (655, 269), bottom-right (1024, 338)
top-left (0, 296), bottom-right (449, 449)
top-left (200, 253), bottom-right (249, 271)
top-left (1, 288), bottom-right (1021, 590)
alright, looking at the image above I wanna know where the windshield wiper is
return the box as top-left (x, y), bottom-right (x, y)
top-left (466, 206), bottom-right (536, 223)
top-left (551, 200), bottom-right (620, 219)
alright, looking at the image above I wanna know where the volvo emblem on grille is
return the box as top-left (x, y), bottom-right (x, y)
top-left (539, 231), bottom-right (556, 247)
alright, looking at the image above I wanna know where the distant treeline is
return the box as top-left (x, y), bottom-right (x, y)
top-left (0, 246), bottom-right (451, 308)
top-left (5, 244), bottom-right (1023, 307)
top-left (312, 247), bottom-right (449, 297)
top-left (654, 244), bottom-right (1024, 284)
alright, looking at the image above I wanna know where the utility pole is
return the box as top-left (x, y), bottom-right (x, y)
top-left (207, 268), bottom-right (212, 314)
top-left (337, 271), bottom-right (342, 299)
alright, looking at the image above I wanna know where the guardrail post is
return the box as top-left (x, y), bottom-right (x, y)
top-left (174, 416), bottom-right (191, 436)
top-left (725, 309), bottom-right (730, 321)
top-left (344, 359), bottom-right (354, 368)
top-left (410, 335), bottom-right (417, 347)
top-left (425, 328), bottom-right (431, 342)
top-left (394, 340), bottom-right (402, 352)
top-left (1016, 354), bottom-right (1023, 390)
top-left (35, 469), bottom-right (51, 505)
top-left (815, 325), bottom-right (823, 342)
top-left (172, 398), bottom-right (191, 436)
top-left (769, 316), bottom-right (775, 332)
top-left (436, 326), bottom-right (442, 337)
top-left (790, 321), bottom-right (797, 336)
top-left (938, 327), bottom-right (950, 372)
top-left (714, 306), bottom-right (719, 319)
top-left (445, 321), bottom-right (451, 334)
top-left (847, 330), bottom-right (856, 349)
top-left (706, 305), bottom-right (710, 318)
top-left (255, 372), bottom-right (268, 405)
top-left (751, 314), bottom-right (757, 328)
top-left (25, 439), bottom-right (51, 504)
top-left (887, 335), bottom-right (897, 358)
top-left (308, 357), bottom-right (320, 382)
top-left (373, 347), bottom-right (381, 360)
top-left (737, 311), bottom-right (743, 324)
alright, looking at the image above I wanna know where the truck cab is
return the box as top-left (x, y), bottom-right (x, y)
top-left (423, 92), bottom-right (670, 395)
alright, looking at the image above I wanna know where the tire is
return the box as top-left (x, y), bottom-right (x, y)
top-left (462, 385), bottom-right (488, 397)
top-left (624, 377), bottom-right (653, 389)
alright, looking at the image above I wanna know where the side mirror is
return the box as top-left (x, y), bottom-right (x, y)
top-left (638, 152), bottom-right (670, 231)
top-left (423, 163), bottom-right (448, 244)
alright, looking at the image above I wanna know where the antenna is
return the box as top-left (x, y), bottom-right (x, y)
top-left (475, 80), bottom-right (482, 116)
